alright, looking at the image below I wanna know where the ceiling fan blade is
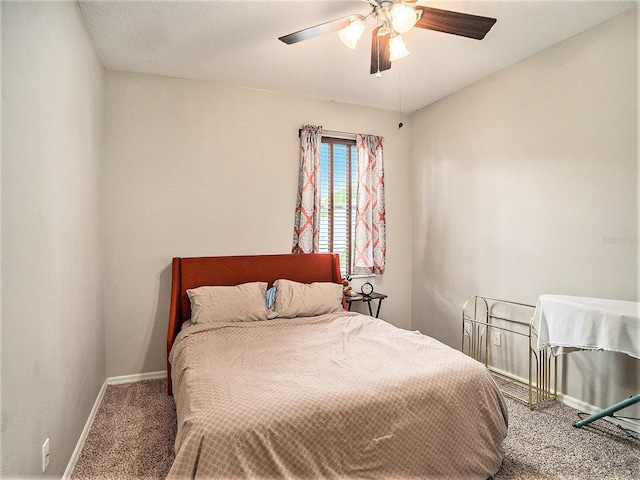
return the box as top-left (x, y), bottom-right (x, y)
top-left (279, 16), bottom-right (353, 44)
top-left (370, 26), bottom-right (391, 75)
top-left (415, 6), bottom-right (497, 40)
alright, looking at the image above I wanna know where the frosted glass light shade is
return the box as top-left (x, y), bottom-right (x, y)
top-left (389, 34), bottom-right (409, 61)
top-left (391, 3), bottom-right (418, 34)
top-left (339, 17), bottom-right (366, 49)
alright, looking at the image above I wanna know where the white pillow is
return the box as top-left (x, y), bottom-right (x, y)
top-left (273, 279), bottom-right (344, 318)
top-left (187, 282), bottom-right (277, 323)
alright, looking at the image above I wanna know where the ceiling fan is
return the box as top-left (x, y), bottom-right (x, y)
top-left (279, 0), bottom-right (497, 76)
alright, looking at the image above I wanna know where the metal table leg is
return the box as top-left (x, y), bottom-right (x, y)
top-left (574, 393), bottom-right (640, 428)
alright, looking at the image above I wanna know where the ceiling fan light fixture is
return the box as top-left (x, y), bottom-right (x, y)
top-left (388, 33), bottom-right (409, 61)
top-left (338, 16), bottom-right (366, 49)
top-left (279, 3), bottom-right (497, 75)
top-left (390, 3), bottom-right (418, 34)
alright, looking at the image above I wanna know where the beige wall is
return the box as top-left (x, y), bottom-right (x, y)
top-left (2, 4), bottom-right (638, 476)
top-left (103, 71), bottom-right (413, 377)
top-left (1, 1), bottom-right (105, 477)
top-left (410, 8), bottom-right (639, 413)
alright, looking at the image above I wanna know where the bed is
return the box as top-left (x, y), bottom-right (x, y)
top-left (166, 253), bottom-right (508, 479)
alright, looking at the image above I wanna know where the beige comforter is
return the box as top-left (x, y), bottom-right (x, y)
top-left (168, 312), bottom-right (507, 479)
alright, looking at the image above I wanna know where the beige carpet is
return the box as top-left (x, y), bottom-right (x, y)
top-left (72, 379), bottom-right (176, 480)
top-left (71, 378), bottom-right (639, 479)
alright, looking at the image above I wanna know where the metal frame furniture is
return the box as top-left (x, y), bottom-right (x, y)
top-left (463, 295), bottom-right (557, 409)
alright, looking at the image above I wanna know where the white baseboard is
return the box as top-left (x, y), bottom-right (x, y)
top-left (63, 371), bottom-right (168, 479)
top-left (62, 381), bottom-right (108, 480)
top-left (488, 366), bottom-right (640, 434)
top-left (107, 370), bottom-right (167, 385)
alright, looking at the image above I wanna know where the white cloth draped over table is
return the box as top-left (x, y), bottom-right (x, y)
top-left (532, 295), bottom-right (640, 359)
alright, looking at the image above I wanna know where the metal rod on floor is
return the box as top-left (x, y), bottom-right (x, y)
top-left (574, 394), bottom-right (640, 428)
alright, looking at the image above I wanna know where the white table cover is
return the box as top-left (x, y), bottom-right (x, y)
top-left (533, 295), bottom-right (640, 358)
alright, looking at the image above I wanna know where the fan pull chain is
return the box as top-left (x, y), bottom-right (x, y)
top-left (398, 72), bottom-right (403, 129)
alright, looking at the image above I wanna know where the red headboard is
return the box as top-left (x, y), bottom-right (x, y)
top-left (166, 253), bottom-right (344, 394)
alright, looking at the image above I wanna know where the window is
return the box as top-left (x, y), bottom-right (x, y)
top-left (293, 125), bottom-right (385, 275)
top-left (319, 137), bottom-right (357, 276)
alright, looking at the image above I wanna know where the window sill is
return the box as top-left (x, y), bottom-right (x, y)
top-left (346, 274), bottom-right (378, 280)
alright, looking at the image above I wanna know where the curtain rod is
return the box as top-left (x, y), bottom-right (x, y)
top-left (298, 127), bottom-right (356, 140)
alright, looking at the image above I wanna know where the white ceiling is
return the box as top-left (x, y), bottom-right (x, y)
top-left (79, 0), bottom-right (638, 113)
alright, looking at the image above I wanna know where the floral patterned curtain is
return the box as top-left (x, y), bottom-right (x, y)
top-left (353, 134), bottom-right (386, 275)
top-left (292, 125), bottom-right (323, 254)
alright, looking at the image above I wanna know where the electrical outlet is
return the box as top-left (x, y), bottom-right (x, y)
top-left (492, 332), bottom-right (502, 347)
top-left (42, 438), bottom-right (50, 472)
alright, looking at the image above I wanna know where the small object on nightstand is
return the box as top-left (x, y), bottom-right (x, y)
top-left (360, 281), bottom-right (374, 296)
top-left (346, 290), bottom-right (388, 318)
top-left (342, 278), bottom-right (358, 297)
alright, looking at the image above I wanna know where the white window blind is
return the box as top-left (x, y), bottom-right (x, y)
top-left (319, 137), bottom-right (358, 276)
